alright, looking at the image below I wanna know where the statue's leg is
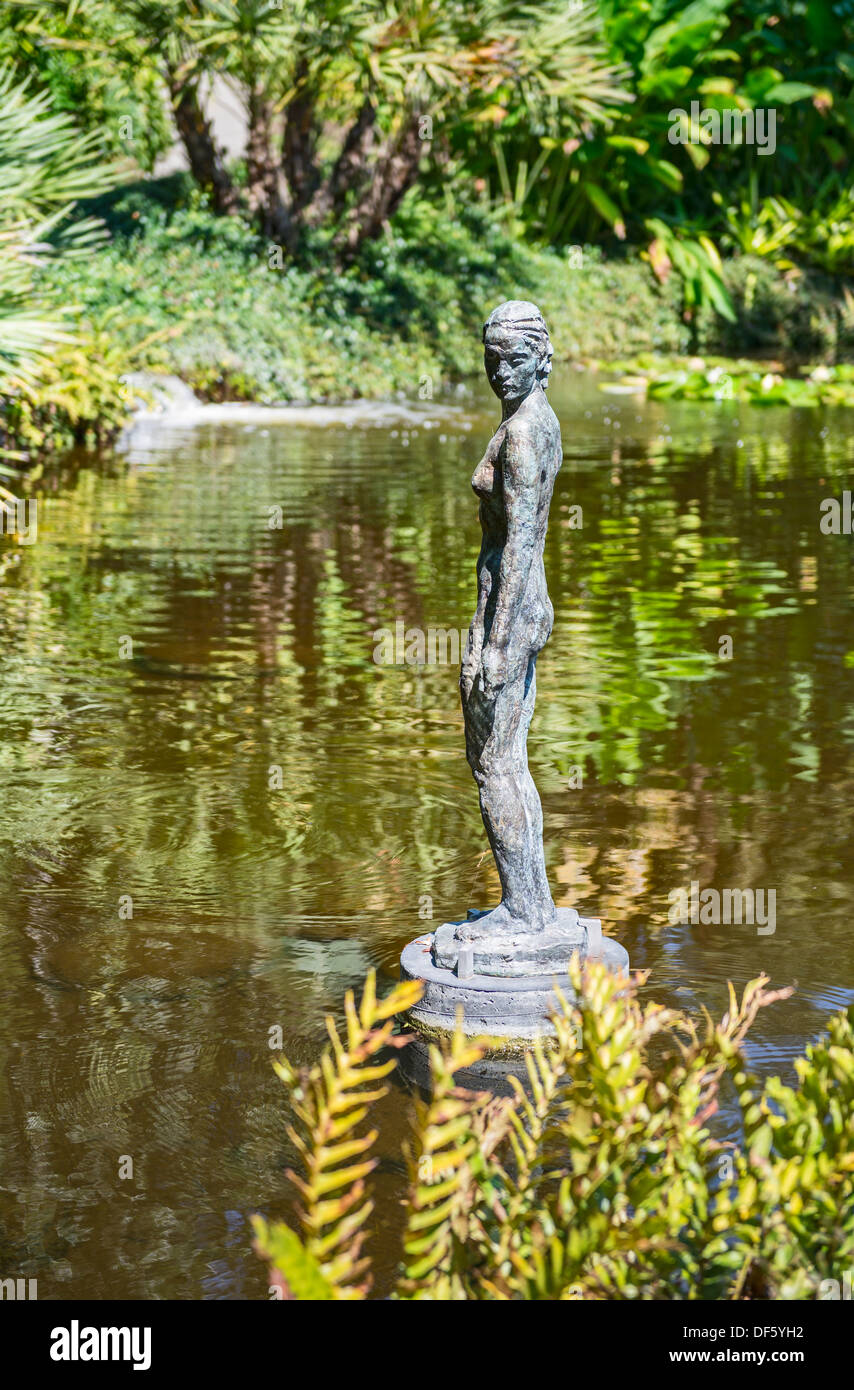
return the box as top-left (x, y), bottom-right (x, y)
top-left (506, 657), bottom-right (554, 921)
top-left (461, 654), bottom-right (555, 935)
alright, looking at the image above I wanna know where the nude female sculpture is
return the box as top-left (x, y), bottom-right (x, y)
top-left (402, 299), bottom-right (627, 1018)
top-left (461, 299), bottom-right (560, 931)
top-left (432, 301), bottom-right (597, 976)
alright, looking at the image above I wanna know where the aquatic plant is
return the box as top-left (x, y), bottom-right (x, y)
top-left (604, 356), bottom-right (854, 408)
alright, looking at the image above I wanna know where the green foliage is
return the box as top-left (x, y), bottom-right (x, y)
top-left (256, 962), bottom-right (854, 1300)
top-left (4, 1), bottom-right (854, 290)
top-left (766, 190), bottom-right (854, 279)
top-left (0, 59), bottom-right (131, 457)
top-left (182, 0), bottom-right (627, 117)
top-left (728, 1010), bottom-right (854, 1297)
top-left (34, 184), bottom-right (688, 413)
top-left (606, 356), bottom-right (854, 407)
top-left (250, 1220), bottom-right (336, 1301)
top-left (3, 0), bottom-right (852, 365)
top-left (2, 0), bottom-right (852, 453)
top-left (0, 63), bottom-right (114, 227)
top-left (0, 310), bottom-right (173, 456)
top-left (437, 0), bottom-right (854, 301)
top-left (399, 1029), bottom-right (491, 1295)
top-left (0, 62), bottom-right (114, 381)
top-left (0, 0), bottom-right (171, 167)
top-left (2, 0), bottom-right (631, 264)
top-left (255, 971), bottom-right (421, 1298)
top-left (718, 185), bottom-right (854, 280)
top-left (644, 218), bottom-right (735, 327)
top-left (715, 253), bottom-right (854, 360)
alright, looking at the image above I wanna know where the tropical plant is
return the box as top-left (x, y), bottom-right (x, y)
top-left (766, 188), bottom-right (854, 278)
top-left (0, 218), bottom-right (74, 383)
top-left (254, 961), bottom-right (854, 1300)
top-left (256, 970), bottom-right (423, 1299)
top-left (643, 217), bottom-right (735, 327)
top-left (0, 60), bottom-right (143, 459)
top-left (0, 309), bottom-right (175, 457)
top-left (716, 187), bottom-right (800, 269)
top-left (0, 62), bottom-right (113, 380)
top-left (1, 0), bottom-right (172, 168)
top-left (439, 0), bottom-right (854, 288)
top-left (6, 0), bottom-right (630, 264)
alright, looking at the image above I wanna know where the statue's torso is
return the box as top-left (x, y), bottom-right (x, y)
top-left (469, 390), bottom-right (561, 655)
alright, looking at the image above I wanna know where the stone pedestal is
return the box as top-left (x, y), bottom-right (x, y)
top-left (400, 909), bottom-right (629, 1057)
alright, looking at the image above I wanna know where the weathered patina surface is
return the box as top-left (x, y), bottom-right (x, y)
top-left (433, 301), bottom-right (596, 977)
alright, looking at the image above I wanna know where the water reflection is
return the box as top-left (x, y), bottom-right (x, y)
top-left (0, 368), bottom-right (852, 1297)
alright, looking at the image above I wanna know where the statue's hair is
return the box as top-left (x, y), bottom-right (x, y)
top-left (483, 300), bottom-right (553, 386)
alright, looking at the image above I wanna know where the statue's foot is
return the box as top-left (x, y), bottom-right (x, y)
top-left (458, 903), bottom-right (514, 939)
top-left (432, 903), bottom-right (592, 978)
top-left (456, 901), bottom-right (556, 943)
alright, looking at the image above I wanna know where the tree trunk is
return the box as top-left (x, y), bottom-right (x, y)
top-left (282, 67), bottom-right (320, 215)
top-left (305, 99), bottom-right (377, 228)
top-left (335, 113), bottom-right (426, 264)
top-left (246, 85), bottom-right (296, 249)
top-left (167, 70), bottom-right (239, 216)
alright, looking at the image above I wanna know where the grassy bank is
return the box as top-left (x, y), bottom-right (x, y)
top-left (5, 176), bottom-right (854, 460)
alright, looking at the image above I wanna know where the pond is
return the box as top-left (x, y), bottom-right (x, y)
top-left (1, 366), bottom-right (853, 1298)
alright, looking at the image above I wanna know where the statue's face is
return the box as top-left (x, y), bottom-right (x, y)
top-left (484, 329), bottom-right (540, 405)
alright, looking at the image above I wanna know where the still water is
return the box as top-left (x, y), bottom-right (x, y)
top-left (1, 366), bottom-right (853, 1298)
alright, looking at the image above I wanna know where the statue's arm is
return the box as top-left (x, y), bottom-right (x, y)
top-left (484, 422), bottom-right (538, 665)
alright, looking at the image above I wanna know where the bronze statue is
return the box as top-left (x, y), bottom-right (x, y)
top-left (404, 301), bottom-right (627, 1032)
top-left (459, 300), bottom-right (560, 935)
top-left (432, 301), bottom-right (599, 976)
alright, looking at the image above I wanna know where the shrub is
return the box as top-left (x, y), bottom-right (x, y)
top-left (710, 256), bottom-right (854, 364)
top-left (39, 183), bottom-right (691, 410)
top-left (253, 961), bottom-right (854, 1300)
top-left (0, 63), bottom-right (114, 383)
top-left (0, 310), bottom-right (174, 456)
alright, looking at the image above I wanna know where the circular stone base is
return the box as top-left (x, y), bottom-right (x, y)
top-left (400, 930), bottom-right (630, 1057)
top-left (398, 1034), bottom-right (534, 1095)
top-left (433, 905), bottom-right (596, 977)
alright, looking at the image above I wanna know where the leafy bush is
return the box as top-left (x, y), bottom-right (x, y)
top-left (254, 961), bottom-right (854, 1300)
top-left (713, 254), bottom-right (854, 362)
top-left (0, 63), bottom-right (113, 380)
top-left (0, 309), bottom-right (174, 455)
top-left (0, 62), bottom-right (125, 458)
top-left (435, 0), bottom-right (854, 300)
top-left (37, 182), bottom-right (692, 408)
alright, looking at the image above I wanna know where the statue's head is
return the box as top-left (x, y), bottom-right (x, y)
top-left (482, 300), bottom-right (553, 406)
